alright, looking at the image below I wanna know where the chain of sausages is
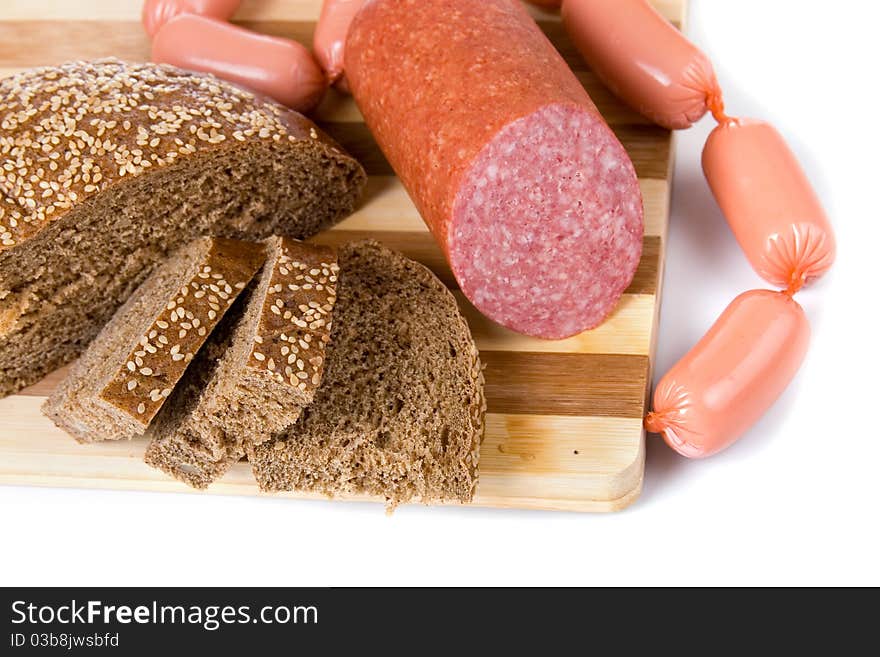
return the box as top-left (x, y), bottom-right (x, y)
top-left (143, 0), bottom-right (836, 459)
top-left (553, 0), bottom-right (836, 457)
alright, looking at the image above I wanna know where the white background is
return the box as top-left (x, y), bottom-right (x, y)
top-left (1, 0), bottom-right (878, 586)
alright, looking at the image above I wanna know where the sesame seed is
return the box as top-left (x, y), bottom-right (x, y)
top-left (126, 380), bottom-right (138, 391)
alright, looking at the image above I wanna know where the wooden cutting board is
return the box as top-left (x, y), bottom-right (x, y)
top-left (0, 0), bottom-right (682, 512)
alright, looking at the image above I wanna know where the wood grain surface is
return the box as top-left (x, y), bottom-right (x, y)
top-left (0, 0), bottom-right (682, 512)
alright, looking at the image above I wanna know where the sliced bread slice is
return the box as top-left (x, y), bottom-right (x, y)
top-left (42, 237), bottom-right (265, 443)
top-left (248, 240), bottom-right (485, 507)
top-left (145, 237), bottom-right (339, 488)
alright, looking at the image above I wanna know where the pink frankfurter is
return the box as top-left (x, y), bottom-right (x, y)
top-left (561, 0), bottom-right (720, 129)
top-left (703, 118), bottom-right (836, 292)
top-left (646, 290), bottom-right (810, 458)
top-left (313, 0), bottom-right (365, 90)
top-left (141, 0), bottom-right (241, 38)
top-left (152, 14), bottom-right (327, 113)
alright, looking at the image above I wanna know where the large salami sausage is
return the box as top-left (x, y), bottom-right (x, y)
top-left (346, 0), bottom-right (644, 338)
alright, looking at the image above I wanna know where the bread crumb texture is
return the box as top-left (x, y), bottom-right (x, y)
top-left (250, 241), bottom-right (485, 508)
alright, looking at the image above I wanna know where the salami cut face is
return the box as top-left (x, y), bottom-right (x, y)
top-left (452, 104), bottom-right (643, 337)
top-left (346, 0), bottom-right (644, 338)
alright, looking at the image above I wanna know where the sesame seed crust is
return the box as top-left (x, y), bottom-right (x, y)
top-left (98, 237), bottom-right (265, 425)
top-left (0, 59), bottom-right (341, 252)
top-left (142, 238), bottom-right (339, 488)
top-left (248, 238), bottom-right (338, 395)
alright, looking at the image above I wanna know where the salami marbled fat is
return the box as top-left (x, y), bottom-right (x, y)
top-left (346, 0), bottom-right (644, 338)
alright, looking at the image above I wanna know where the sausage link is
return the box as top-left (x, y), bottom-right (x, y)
top-left (702, 118), bottom-right (836, 292)
top-left (313, 0), bottom-right (365, 89)
top-left (142, 0), bottom-right (241, 38)
top-left (646, 290), bottom-right (810, 458)
top-left (152, 14), bottom-right (327, 113)
top-left (561, 0), bottom-right (719, 129)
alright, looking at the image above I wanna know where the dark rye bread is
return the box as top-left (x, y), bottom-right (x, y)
top-left (145, 237), bottom-right (339, 489)
top-left (0, 59), bottom-right (366, 397)
top-left (42, 237), bottom-right (265, 443)
top-left (249, 241), bottom-right (485, 507)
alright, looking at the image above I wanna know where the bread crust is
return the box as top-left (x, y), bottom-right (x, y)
top-left (42, 237), bottom-right (265, 443)
top-left (0, 59), bottom-right (348, 252)
top-left (99, 238), bottom-right (265, 425)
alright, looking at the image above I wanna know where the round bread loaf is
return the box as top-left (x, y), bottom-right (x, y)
top-left (0, 59), bottom-right (366, 396)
